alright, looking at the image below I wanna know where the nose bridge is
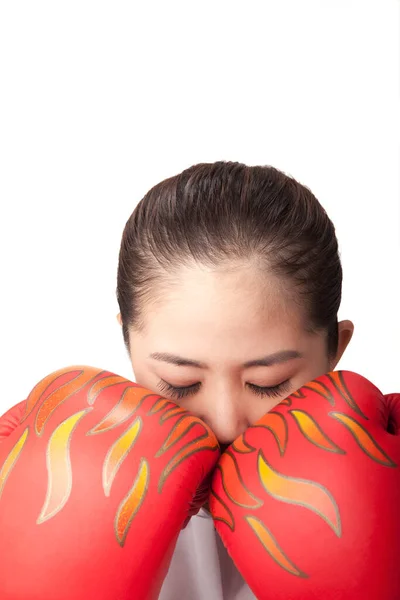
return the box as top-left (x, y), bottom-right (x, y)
top-left (200, 383), bottom-right (249, 445)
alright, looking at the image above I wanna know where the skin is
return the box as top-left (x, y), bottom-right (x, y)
top-left (117, 262), bottom-right (354, 448)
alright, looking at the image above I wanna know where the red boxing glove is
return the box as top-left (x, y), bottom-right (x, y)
top-left (210, 371), bottom-right (400, 600)
top-left (0, 400), bottom-right (26, 439)
top-left (0, 366), bottom-right (219, 600)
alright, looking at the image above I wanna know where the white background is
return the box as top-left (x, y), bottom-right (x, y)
top-left (0, 1), bottom-right (399, 413)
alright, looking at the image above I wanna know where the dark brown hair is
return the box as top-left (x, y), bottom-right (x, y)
top-left (117, 162), bottom-right (342, 358)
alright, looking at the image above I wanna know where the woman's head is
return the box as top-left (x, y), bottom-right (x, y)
top-left (117, 161), bottom-right (353, 444)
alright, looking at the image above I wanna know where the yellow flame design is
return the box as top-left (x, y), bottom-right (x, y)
top-left (289, 409), bottom-right (345, 454)
top-left (37, 409), bottom-right (90, 524)
top-left (103, 417), bottom-right (142, 496)
top-left (0, 428), bottom-right (29, 500)
top-left (258, 451), bottom-right (341, 536)
top-left (330, 411), bottom-right (396, 467)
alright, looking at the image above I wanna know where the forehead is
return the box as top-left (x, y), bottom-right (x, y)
top-left (142, 265), bottom-right (307, 359)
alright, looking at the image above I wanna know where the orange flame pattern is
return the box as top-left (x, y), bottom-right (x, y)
top-left (245, 515), bottom-right (307, 578)
top-left (115, 458), bottom-right (149, 547)
top-left (23, 368), bottom-right (100, 435)
top-left (0, 366), bottom-right (219, 549)
top-left (159, 406), bottom-right (187, 423)
top-left (215, 451), bottom-right (262, 509)
top-left (156, 417), bottom-right (200, 455)
top-left (330, 411), bottom-right (396, 467)
top-left (148, 398), bottom-right (174, 415)
top-left (87, 386), bottom-right (156, 435)
top-left (327, 371), bottom-right (367, 417)
top-left (211, 370), bottom-right (398, 584)
top-left (232, 436), bottom-right (255, 454)
top-left (158, 413), bottom-right (219, 493)
top-left (253, 412), bottom-right (288, 456)
top-left (86, 375), bottom-right (128, 405)
top-left (210, 489), bottom-right (235, 530)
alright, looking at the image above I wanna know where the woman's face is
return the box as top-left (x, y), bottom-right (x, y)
top-left (126, 263), bottom-right (353, 447)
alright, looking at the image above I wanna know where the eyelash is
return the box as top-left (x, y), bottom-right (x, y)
top-left (157, 380), bottom-right (291, 401)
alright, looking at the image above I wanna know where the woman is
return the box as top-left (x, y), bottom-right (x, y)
top-left (115, 161), bottom-right (354, 599)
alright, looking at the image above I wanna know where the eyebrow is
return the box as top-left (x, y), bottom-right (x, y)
top-left (149, 350), bottom-right (302, 369)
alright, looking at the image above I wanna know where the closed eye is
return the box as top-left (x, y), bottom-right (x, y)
top-left (247, 381), bottom-right (290, 399)
top-left (157, 380), bottom-right (291, 401)
top-left (157, 380), bottom-right (200, 400)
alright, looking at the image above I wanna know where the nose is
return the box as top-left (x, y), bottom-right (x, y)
top-left (196, 387), bottom-right (250, 447)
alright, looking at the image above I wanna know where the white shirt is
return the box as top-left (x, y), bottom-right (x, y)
top-left (159, 509), bottom-right (256, 600)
